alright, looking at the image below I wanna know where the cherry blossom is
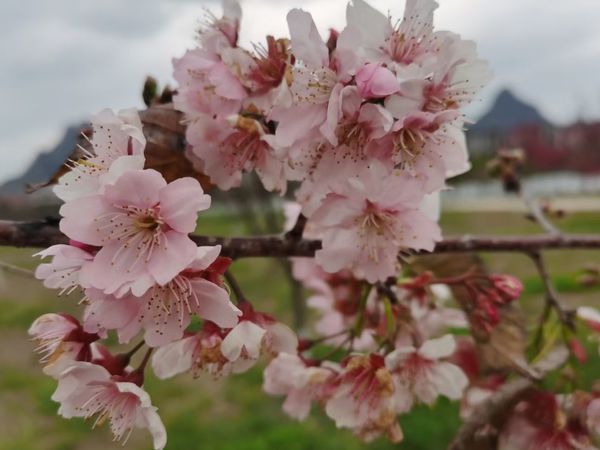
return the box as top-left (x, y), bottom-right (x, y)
top-left (83, 246), bottom-right (240, 347)
top-left (151, 304), bottom-right (298, 379)
top-left (185, 110), bottom-right (286, 192)
top-left (53, 108), bottom-right (146, 202)
top-left (52, 361), bottom-right (166, 449)
top-left (220, 303), bottom-right (299, 369)
top-left (23, 0), bottom-right (507, 447)
top-left (263, 353), bottom-right (336, 420)
top-left (151, 324), bottom-right (232, 379)
top-left (34, 242), bottom-right (95, 294)
top-left (200, 0), bottom-right (241, 53)
top-left (385, 334), bottom-right (468, 410)
top-left (60, 169), bottom-right (210, 295)
top-left (325, 353), bottom-right (403, 443)
top-left (29, 313), bottom-right (99, 377)
top-left (270, 8), bottom-right (348, 175)
top-left (309, 161), bottom-right (441, 282)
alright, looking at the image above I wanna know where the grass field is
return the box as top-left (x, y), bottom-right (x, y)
top-left (1, 208), bottom-right (599, 450)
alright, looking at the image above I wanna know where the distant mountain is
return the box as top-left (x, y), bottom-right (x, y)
top-left (0, 124), bottom-right (83, 195)
top-left (471, 89), bottom-right (552, 134)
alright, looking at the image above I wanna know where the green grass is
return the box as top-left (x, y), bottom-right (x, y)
top-left (0, 210), bottom-right (599, 449)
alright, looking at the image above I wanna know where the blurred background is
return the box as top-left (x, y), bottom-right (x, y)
top-left (1, 1), bottom-right (600, 449)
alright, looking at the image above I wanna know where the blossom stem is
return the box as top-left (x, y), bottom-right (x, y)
top-left (138, 348), bottom-right (153, 372)
top-left (527, 251), bottom-right (575, 329)
top-left (284, 213), bottom-right (307, 241)
top-left (123, 341), bottom-right (146, 359)
top-left (224, 270), bottom-right (248, 304)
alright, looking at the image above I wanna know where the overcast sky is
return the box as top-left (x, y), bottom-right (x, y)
top-left (2, 0), bottom-right (600, 182)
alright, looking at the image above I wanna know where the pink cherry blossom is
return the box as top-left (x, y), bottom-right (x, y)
top-left (263, 353), bottom-right (336, 420)
top-left (423, 31), bottom-right (493, 114)
top-left (309, 161), bottom-right (441, 282)
top-left (83, 246), bottom-right (240, 347)
top-left (60, 169), bottom-right (210, 295)
top-left (271, 8), bottom-right (347, 163)
top-left (151, 305), bottom-right (298, 379)
top-left (220, 303), bottom-right (298, 370)
top-left (34, 243), bottom-right (95, 294)
top-left (172, 49), bottom-right (245, 119)
top-left (171, 1), bottom-right (248, 120)
top-left (54, 108), bottom-right (146, 202)
top-left (385, 334), bottom-right (468, 410)
top-left (28, 313), bottom-right (99, 377)
top-left (151, 324), bottom-right (232, 379)
top-left (200, 0), bottom-right (242, 53)
top-left (337, 0), bottom-right (438, 72)
top-left (52, 361), bottom-right (166, 449)
top-left (186, 112), bottom-right (286, 192)
top-left (374, 110), bottom-right (469, 192)
top-left (404, 284), bottom-right (468, 340)
top-left (325, 353), bottom-right (403, 443)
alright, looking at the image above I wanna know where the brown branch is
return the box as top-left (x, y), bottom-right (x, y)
top-left (4, 220), bottom-right (600, 258)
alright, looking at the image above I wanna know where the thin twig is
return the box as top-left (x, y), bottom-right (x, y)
top-left (0, 260), bottom-right (35, 278)
top-left (528, 251), bottom-right (575, 329)
top-left (523, 195), bottom-right (562, 236)
top-left (123, 340), bottom-right (146, 359)
top-left (224, 270), bottom-right (247, 303)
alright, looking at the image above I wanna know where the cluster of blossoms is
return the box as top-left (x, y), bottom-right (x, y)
top-left (175, 0), bottom-right (491, 282)
top-left (266, 252), bottom-right (530, 441)
top-left (26, 0), bottom-right (598, 448)
top-left (30, 109), bottom-right (295, 448)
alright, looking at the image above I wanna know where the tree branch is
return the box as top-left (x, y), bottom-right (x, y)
top-left (4, 220), bottom-right (600, 257)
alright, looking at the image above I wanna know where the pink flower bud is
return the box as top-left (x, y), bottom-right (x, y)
top-left (491, 275), bottom-right (523, 302)
top-left (355, 63), bottom-right (400, 99)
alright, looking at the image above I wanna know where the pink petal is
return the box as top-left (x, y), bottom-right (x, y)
top-left (59, 196), bottom-right (110, 246)
top-left (190, 279), bottom-right (241, 328)
top-left (103, 169), bottom-right (166, 209)
top-left (151, 336), bottom-right (197, 379)
top-left (287, 9), bottom-right (328, 68)
top-left (146, 232), bottom-right (197, 286)
top-left (221, 321), bottom-right (266, 361)
top-left (355, 64), bottom-right (400, 99)
top-left (159, 177), bottom-right (210, 233)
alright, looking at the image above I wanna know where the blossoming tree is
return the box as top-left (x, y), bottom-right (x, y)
top-left (2, 0), bottom-right (600, 449)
